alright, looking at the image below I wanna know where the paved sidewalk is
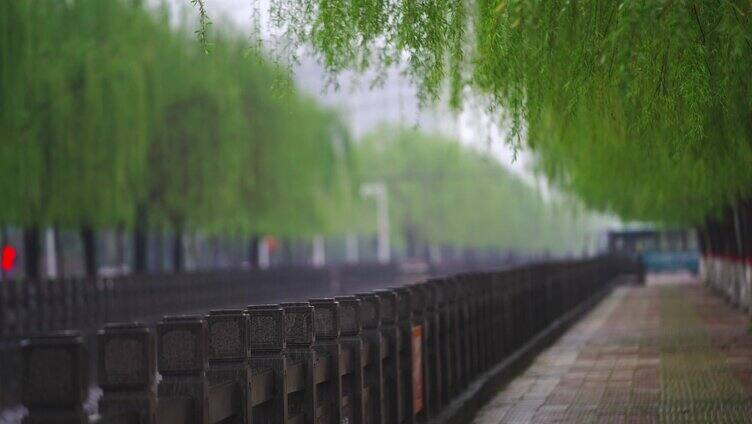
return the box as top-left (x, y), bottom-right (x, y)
top-left (473, 274), bottom-right (752, 423)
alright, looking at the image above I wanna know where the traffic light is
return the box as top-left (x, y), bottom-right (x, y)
top-left (1, 245), bottom-right (17, 272)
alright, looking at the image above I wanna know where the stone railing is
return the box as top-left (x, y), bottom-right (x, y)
top-left (14, 256), bottom-right (626, 423)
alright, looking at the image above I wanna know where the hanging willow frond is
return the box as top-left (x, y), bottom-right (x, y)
top-left (262, 0), bottom-right (752, 224)
top-left (190, 0), bottom-right (213, 53)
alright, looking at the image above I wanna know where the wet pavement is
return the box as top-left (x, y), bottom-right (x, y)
top-left (473, 274), bottom-right (752, 423)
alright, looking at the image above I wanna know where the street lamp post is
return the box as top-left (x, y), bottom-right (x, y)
top-left (361, 183), bottom-right (390, 264)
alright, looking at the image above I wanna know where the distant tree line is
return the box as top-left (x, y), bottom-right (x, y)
top-left (356, 127), bottom-right (606, 258)
top-left (1, 0), bottom-right (356, 278)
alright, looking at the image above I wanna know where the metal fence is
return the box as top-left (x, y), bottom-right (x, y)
top-left (11, 255), bottom-right (630, 423)
top-left (0, 263), bottom-right (408, 343)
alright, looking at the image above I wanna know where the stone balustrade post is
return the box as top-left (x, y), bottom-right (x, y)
top-left (21, 331), bottom-right (90, 423)
top-left (435, 279), bottom-right (455, 404)
top-left (373, 289), bottom-right (401, 424)
top-left (157, 315), bottom-right (209, 424)
top-left (355, 292), bottom-right (384, 424)
top-left (335, 295), bottom-right (365, 424)
top-left (468, 275), bottom-right (481, 378)
top-left (454, 276), bottom-right (471, 391)
top-left (246, 304), bottom-right (287, 423)
top-left (97, 322), bottom-right (157, 423)
top-left (406, 283), bottom-right (429, 422)
top-left (420, 280), bottom-right (441, 415)
top-left (309, 298), bottom-right (341, 424)
top-left (392, 287), bottom-right (414, 424)
top-left (206, 309), bottom-right (251, 423)
top-left (280, 301), bottom-right (316, 423)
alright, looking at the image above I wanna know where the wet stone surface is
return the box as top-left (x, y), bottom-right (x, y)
top-left (473, 274), bottom-right (752, 424)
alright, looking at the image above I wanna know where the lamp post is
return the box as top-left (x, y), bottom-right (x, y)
top-left (361, 183), bottom-right (390, 264)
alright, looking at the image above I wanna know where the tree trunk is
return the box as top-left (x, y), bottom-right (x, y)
top-left (282, 238), bottom-right (293, 265)
top-left (708, 217), bottom-right (719, 256)
top-left (115, 223), bottom-right (126, 274)
top-left (696, 225), bottom-right (707, 256)
top-left (248, 234), bottom-right (260, 269)
top-left (134, 204), bottom-right (148, 274)
top-left (211, 236), bottom-right (220, 268)
top-left (80, 226), bottom-right (97, 278)
top-left (404, 225), bottom-right (418, 259)
top-left (738, 200), bottom-right (750, 261)
top-left (23, 227), bottom-right (41, 281)
top-left (172, 224), bottom-right (184, 273)
top-left (745, 200), bottom-right (752, 260)
top-left (154, 232), bottom-right (164, 273)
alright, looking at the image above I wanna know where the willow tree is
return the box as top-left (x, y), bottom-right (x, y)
top-left (1, 0), bottom-right (159, 277)
top-left (234, 0), bottom-right (751, 258)
top-left (1, 0), bottom-right (358, 277)
top-left (199, 35), bottom-right (358, 263)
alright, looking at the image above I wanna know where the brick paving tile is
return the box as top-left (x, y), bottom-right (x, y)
top-left (473, 274), bottom-right (752, 423)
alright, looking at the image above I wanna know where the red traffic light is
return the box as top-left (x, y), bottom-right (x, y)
top-left (2, 245), bottom-right (17, 272)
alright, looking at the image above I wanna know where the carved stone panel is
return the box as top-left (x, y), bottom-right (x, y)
top-left (207, 310), bottom-right (248, 361)
top-left (335, 296), bottom-right (361, 336)
top-left (98, 323), bottom-right (154, 391)
top-left (247, 305), bottom-right (285, 352)
top-left (157, 316), bottom-right (206, 375)
top-left (281, 302), bottom-right (315, 347)
top-left (356, 293), bottom-right (380, 329)
top-left (374, 290), bottom-right (397, 325)
top-left (310, 298), bottom-right (340, 340)
top-left (21, 331), bottom-right (87, 409)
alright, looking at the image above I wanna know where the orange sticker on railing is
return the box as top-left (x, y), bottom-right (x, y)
top-left (411, 325), bottom-right (424, 413)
